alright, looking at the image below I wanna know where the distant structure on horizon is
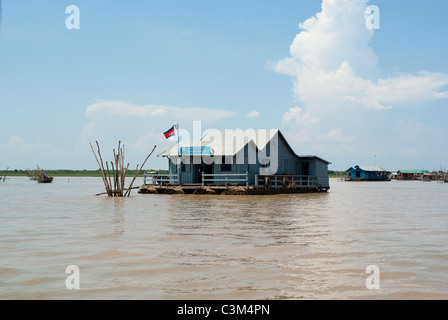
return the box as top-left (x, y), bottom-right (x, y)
top-left (345, 165), bottom-right (391, 181)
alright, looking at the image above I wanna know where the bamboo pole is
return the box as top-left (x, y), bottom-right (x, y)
top-left (91, 142), bottom-right (111, 196)
top-left (122, 163), bottom-right (129, 195)
top-left (110, 161), bottom-right (117, 196)
top-left (124, 145), bottom-right (157, 197)
top-left (105, 161), bottom-right (113, 196)
top-left (113, 147), bottom-right (119, 195)
top-left (120, 145), bottom-right (126, 194)
top-left (96, 142), bottom-right (112, 195)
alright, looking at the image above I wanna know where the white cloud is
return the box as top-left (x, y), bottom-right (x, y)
top-left (273, 0), bottom-right (448, 169)
top-left (246, 110), bottom-right (260, 118)
top-left (282, 106), bottom-right (319, 125)
top-left (275, 0), bottom-right (448, 112)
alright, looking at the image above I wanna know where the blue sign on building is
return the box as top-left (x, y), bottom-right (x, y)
top-left (180, 146), bottom-right (212, 156)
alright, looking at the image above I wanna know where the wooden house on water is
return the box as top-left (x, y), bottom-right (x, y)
top-left (140, 129), bottom-right (331, 194)
top-left (422, 172), bottom-right (438, 181)
top-left (345, 165), bottom-right (391, 181)
top-left (396, 170), bottom-right (428, 180)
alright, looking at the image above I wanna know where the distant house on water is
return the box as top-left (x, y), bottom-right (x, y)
top-left (346, 165), bottom-right (391, 181)
top-left (396, 170), bottom-right (428, 180)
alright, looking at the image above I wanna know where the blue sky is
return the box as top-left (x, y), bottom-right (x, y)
top-left (1, 0), bottom-right (447, 171)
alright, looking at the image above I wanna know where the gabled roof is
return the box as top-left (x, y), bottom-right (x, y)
top-left (158, 129), bottom-right (331, 164)
top-left (346, 165), bottom-right (390, 173)
top-left (158, 129), bottom-right (278, 157)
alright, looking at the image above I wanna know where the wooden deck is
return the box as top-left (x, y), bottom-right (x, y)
top-left (138, 183), bottom-right (329, 195)
top-left (140, 173), bottom-right (329, 195)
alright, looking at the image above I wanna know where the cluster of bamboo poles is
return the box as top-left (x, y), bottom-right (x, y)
top-left (90, 141), bottom-right (156, 197)
top-left (27, 165), bottom-right (45, 181)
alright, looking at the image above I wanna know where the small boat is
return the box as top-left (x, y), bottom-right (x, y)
top-left (38, 175), bottom-right (54, 183)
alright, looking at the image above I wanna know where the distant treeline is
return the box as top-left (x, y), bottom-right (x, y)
top-left (0, 169), bottom-right (169, 177)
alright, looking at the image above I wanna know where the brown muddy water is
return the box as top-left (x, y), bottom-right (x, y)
top-left (0, 177), bottom-right (447, 299)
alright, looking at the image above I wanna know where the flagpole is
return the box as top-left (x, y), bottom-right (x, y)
top-left (174, 124), bottom-right (180, 157)
top-left (175, 124), bottom-right (180, 182)
top-left (176, 123), bottom-right (180, 157)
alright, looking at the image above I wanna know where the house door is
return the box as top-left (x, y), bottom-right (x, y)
top-left (195, 162), bottom-right (213, 184)
top-left (301, 162), bottom-right (310, 176)
top-left (193, 165), bottom-right (201, 184)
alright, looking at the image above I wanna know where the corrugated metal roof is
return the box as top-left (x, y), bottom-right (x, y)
top-left (347, 165), bottom-right (390, 172)
top-left (398, 170), bottom-right (428, 174)
top-left (158, 129), bottom-right (278, 157)
top-left (359, 165), bottom-right (389, 172)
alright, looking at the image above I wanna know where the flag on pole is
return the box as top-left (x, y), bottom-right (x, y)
top-left (163, 126), bottom-right (175, 139)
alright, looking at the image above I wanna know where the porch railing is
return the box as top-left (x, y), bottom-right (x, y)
top-left (254, 175), bottom-right (318, 189)
top-left (143, 172), bottom-right (320, 189)
top-left (143, 173), bottom-right (179, 186)
top-left (202, 172), bottom-right (249, 187)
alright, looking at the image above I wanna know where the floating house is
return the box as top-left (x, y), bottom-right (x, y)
top-left (396, 170), bottom-right (428, 180)
top-left (140, 129), bottom-right (331, 194)
top-left (422, 172), bottom-right (438, 181)
top-left (345, 165), bottom-right (391, 181)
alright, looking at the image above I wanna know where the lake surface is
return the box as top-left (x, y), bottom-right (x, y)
top-left (1, 177), bottom-right (447, 299)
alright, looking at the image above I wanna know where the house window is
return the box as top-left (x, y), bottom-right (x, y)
top-left (181, 163), bottom-right (186, 172)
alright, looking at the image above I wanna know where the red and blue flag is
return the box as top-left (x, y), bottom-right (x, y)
top-left (163, 126), bottom-right (175, 139)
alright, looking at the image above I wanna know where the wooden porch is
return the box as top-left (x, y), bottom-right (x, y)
top-left (139, 172), bottom-right (329, 195)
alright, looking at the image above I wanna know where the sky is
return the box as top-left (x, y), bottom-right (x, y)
top-left (1, 0), bottom-right (447, 171)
